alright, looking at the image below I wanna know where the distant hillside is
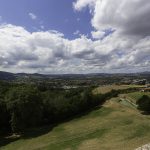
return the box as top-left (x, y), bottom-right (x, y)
top-left (0, 71), bottom-right (149, 81)
top-left (0, 71), bottom-right (15, 80)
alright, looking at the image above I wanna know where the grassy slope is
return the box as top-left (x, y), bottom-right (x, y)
top-left (120, 92), bottom-right (150, 104)
top-left (1, 94), bottom-right (150, 150)
top-left (126, 92), bottom-right (150, 102)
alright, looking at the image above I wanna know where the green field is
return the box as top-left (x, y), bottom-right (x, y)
top-left (93, 85), bottom-right (145, 94)
top-left (1, 91), bottom-right (150, 150)
top-left (119, 92), bottom-right (150, 104)
top-left (125, 92), bottom-right (150, 102)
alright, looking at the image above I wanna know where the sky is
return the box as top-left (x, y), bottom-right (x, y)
top-left (0, 0), bottom-right (92, 39)
top-left (0, 0), bottom-right (150, 74)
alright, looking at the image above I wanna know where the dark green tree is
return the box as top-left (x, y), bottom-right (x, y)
top-left (136, 95), bottom-right (150, 113)
top-left (6, 86), bottom-right (43, 133)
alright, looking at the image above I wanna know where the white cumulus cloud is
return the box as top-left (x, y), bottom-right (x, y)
top-left (0, 23), bottom-right (149, 73)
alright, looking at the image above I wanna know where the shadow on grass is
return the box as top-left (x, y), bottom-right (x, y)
top-left (0, 135), bottom-right (20, 147)
top-left (22, 124), bottom-right (55, 139)
top-left (0, 105), bottom-right (103, 148)
top-left (22, 105), bottom-right (103, 140)
top-left (141, 111), bottom-right (150, 115)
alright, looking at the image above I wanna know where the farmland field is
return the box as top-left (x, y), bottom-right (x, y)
top-left (93, 85), bottom-right (145, 94)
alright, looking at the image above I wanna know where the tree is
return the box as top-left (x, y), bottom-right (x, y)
top-left (136, 95), bottom-right (150, 113)
top-left (0, 99), bottom-right (10, 134)
top-left (6, 86), bottom-right (43, 133)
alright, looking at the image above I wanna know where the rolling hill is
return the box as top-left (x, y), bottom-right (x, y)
top-left (1, 92), bottom-right (150, 150)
